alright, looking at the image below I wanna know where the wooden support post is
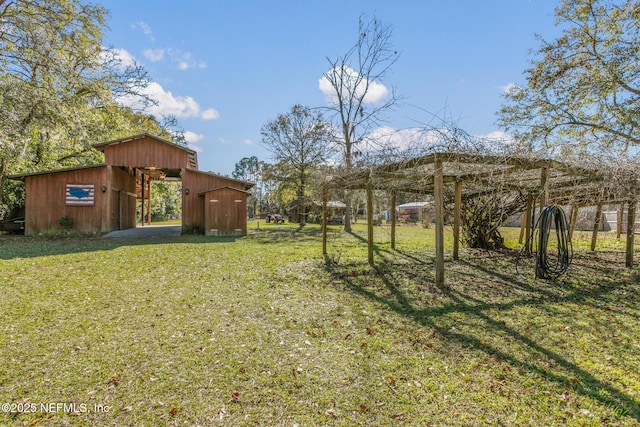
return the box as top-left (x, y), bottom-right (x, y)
top-left (626, 200), bottom-right (636, 268)
top-left (569, 204), bottom-right (579, 240)
top-left (366, 180), bottom-right (374, 266)
top-left (518, 212), bottom-right (526, 244)
top-left (147, 179), bottom-right (152, 225)
top-left (140, 173), bottom-right (145, 227)
top-left (525, 194), bottom-right (534, 254)
top-left (529, 197), bottom-right (538, 253)
top-left (322, 190), bottom-right (328, 256)
top-left (453, 181), bottom-right (462, 261)
top-left (617, 202), bottom-right (625, 240)
top-left (390, 190), bottom-right (397, 250)
top-left (434, 157), bottom-right (445, 287)
top-left (591, 200), bottom-right (603, 252)
top-left (518, 194), bottom-right (532, 244)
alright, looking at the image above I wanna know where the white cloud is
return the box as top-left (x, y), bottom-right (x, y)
top-left (500, 82), bottom-right (518, 94)
top-left (132, 21), bottom-right (154, 40)
top-left (184, 131), bottom-right (204, 143)
top-left (139, 47), bottom-right (208, 70)
top-left (184, 131), bottom-right (205, 152)
top-left (478, 130), bottom-right (513, 141)
top-left (365, 126), bottom-right (443, 153)
top-left (218, 137), bottom-right (231, 144)
top-left (118, 80), bottom-right (219, 121)
top-left (201, 108), bottom-right (220, 120)
top-left (475, 130), bottom-right (516, 152)
top-left (107, 48), bottom-right (137, 68)
top-left (242, 139), bottom-right (253, 145)
top-left (319, 66), bottom-right (389, 105)
top-left (362, 125), bottom-right (485, 155)
top-left (167, 49), bottom-right (207, 70)
top-left (112, 49), bottom-right (218, 121)
top-left (143, 49), bottom-right (165, 62)
top-left (141, 82), bottom-right (201, 118)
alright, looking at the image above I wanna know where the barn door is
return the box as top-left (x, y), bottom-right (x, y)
top-left (205, 190), bottom-right (246, 236)
top-left (219, 193), bottom-right (243, 235)
top-left (110, 190), bottom-right (120, 230)
top-left (234, 196), bottom-right (246, 235)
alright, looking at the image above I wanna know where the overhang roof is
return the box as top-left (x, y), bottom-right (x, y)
top-left (8, 164), bottom-right (107, 181)
top-left (198, 185), bottom-right (252, 196)
top-left (92, 133), bottom-right (196, 154)
top-left (185, 168), bottom-right (254, 191)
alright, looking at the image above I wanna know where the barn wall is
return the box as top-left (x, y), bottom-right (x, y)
top-left (25, 166), bottom-right (109, 235)
top-left (102, 136), bottom-right (191, 169)
top-left (181, 168), bottom-right (247, 234)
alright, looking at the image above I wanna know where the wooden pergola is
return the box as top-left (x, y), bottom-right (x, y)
top-left (321, 152), bottom-right (638, 287)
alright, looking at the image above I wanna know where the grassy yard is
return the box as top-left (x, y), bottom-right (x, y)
top-left (0, 222), bottom-right (638, 426)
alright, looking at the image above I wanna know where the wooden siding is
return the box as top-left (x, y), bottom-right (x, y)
top-left (203, 187), bottom-right (248, 236)
top-left (100, 135), bottom-right (194, 169)
top-left (25, 166), bottom-right (109, 235)
top-left (181, 169), bottom-right (248, 234)
top-left (23, 165), bottom-right (138, 235)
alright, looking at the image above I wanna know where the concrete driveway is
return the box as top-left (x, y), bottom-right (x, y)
top-left (103, 225), bottom-right (181, 238)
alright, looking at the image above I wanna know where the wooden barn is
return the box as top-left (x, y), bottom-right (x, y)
top-left (10, 134), bottom-right (253, 236)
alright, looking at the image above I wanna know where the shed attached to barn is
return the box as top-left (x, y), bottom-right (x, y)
top-left (10, 134), bottom-right (253, 236)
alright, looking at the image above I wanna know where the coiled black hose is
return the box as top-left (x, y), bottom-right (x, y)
top-left (517, 205), bottom-right (573, 280)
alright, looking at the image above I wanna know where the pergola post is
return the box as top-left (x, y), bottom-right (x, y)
top-left (521, 194), bottom-right (533, 247)
top-left (591, 200), bottom-right (603, 252)
top-left (390, 190), bottom-right (397, 250)
top-left (453, 180), bottom-right (462, 261)
top-left (367, 180), bottom-right (374, 265)
top-left (147, 179), bottom-right (152, 225)
top-left (434, 156), bottom-right (445, 287)
top-left (569, 204), bottom-right (579, 240)
top-left (526, 195), bottom-right (536, 254)
top-left (140, 173), bottom-right (145, 227)
top-left (322, 190), bottom-right (328, 256)
top-left (626, 199), bottom-right (636, 268)
top-left (617, 202), bottom-right (625, 240)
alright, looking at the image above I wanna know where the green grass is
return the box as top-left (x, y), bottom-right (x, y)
top-left (0, 222), bottom-right (638, 426)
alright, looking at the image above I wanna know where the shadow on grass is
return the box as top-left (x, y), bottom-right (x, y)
top-left (0, 233), bottom-right (241, 260)
top-left (324, 249), bottom-right (640, 423)
top-left (0, 224), bottom-right (333, 259)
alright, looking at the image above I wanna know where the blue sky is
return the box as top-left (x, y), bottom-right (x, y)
top-left (101, 1), bottom-right (560, 175)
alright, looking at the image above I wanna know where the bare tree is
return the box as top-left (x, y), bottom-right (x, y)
top-left (320, 15), bottom-right (399, 231)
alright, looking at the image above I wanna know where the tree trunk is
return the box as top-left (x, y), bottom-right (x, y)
top-left (343, 143), bottom-right (352, 232)
top-left (299, 201), bottom-right (306, 226)
top-left (343, 193), bottom-right (352, 232)
top-left (0, 157), bottom-right (7, 213)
